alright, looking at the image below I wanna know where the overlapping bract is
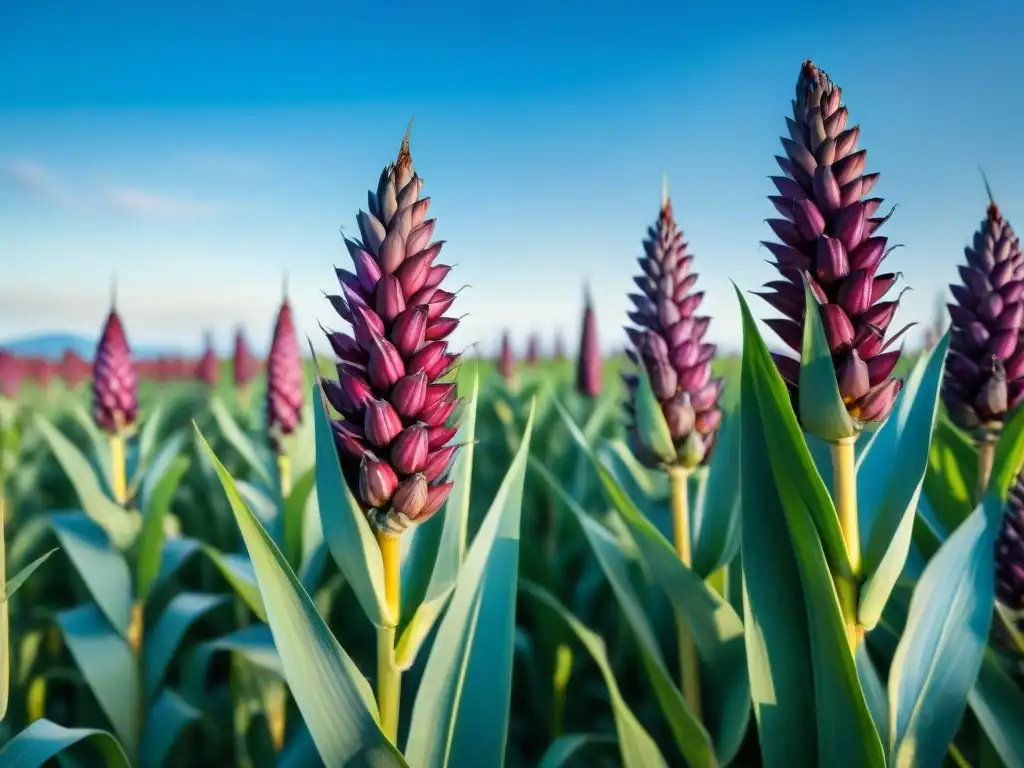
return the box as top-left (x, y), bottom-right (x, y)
top-left (233, 328), bottom-right (259, 389)
top-left (197, 335), bottom-right (220, 387)
top-left (576, 290), bottom-right (602, 398)
top-left (92, 310), bottom-right (139, 434)
top-left (624, 192), bottom-right (722, 468)
top-left (942, 195), bottom-right (1024, 438)
top-left (757, 60), bottom-right (906, 429)
top-left (321, 130), bottom-right (461, 535)
top-left (266, 300), bottom-right (304, 452)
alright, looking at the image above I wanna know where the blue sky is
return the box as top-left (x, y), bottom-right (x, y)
top-left (1, 0), bottom-right (1022, 357)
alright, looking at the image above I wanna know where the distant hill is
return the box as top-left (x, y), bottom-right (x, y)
top-left (0, 333), bottom-right (188, 360)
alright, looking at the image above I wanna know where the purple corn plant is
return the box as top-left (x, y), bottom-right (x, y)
top-left (266, 298), bottom-right (304, 454)
top-left (498, 330), bottom-right (515, 384)
top-left (577, 287), bottom-right (603, 398)
top-left (0, 351), bottom-right (23, 400)
top-left (233, 327), bottom-right (259, 389)
top-left (757, 60), bottom-right (907, 433)
top-left (320, 129), bottom-right (462, 535)
top-left (942, 187), bottom-right (1024, 447)
top-left (624, 184), bottom-right (723, 468)
top-left (197, 333), bottom-right (220, 388)
top-left (92, 309), bottom-right (139, 434)
top-left (526, 334), bottom-right (541, 365)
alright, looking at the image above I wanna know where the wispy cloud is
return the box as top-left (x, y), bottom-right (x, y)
top-left (181, 151), bottom-right (267, 180)
top-left (0, 156), bottom-right (220, 219)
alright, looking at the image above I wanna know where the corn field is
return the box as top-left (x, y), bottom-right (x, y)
top-left (1, 59), bottom-right (1023, 768)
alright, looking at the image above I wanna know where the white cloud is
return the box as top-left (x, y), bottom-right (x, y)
top-left (0, 156), bottom-right (220, 220)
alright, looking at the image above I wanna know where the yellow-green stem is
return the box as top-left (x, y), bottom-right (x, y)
top-left (830, 438), bottom-right (862, 652)
top-left (376, 531), bottom-right (402, 744)
top-left (278, 454), bottom-right (292, 499)
top-left (667, 466), bottom-right (702, 721)
top-left (976, 439), bottom-right (996, 505)
top-left (109, 433), bottom-right (127, 506)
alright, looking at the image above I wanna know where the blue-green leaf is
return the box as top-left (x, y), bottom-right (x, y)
top-left (195, 424), bottom-right (406, 766)
top-left (405, 401), bottom-right (535, 767)
top-left (50, 512), bottom-right (133, 636)
top-left (4, 548), bottom-right (58, 600)
top-left (57, 603), bottom-right (140, 758)
top-left (537, 735), bottom-right (617, 768)
top-left (136, 434), bottom-right (189, 600)
top-left (35, 414), bottom-right (137, 548)
top-left (0, 719), bottom-right (130, 767)
top-left (691, 404), bottom-right (742, 576)
top-left (522, 582), bottom-right (668, 768)
top-left (531, 448), bottom-right (714, 768)
top-left (736, 287), bottom-right (884, 768)
top-left (798, 277), bottom-right (856, 440)
top-left (633, 366), bottom-right (676, 464)
top-left (143, 592), bottom-right (230, 702)
top-left (396, 374), bottom-right (479, 668)
top-left (209, 396), bottom-right (273, 485)
top-left (283, 465), bottom-right (317, 570)
top-left (139, 689), bottom-right (202, 768)
top-left (991, 402), bottom-right (1024, 501)
top-left (858, 332), bottom-right (949, 630)
top-left (969, 651), bottom-right (1024, 768)
top-left (887, 500), bottom-right (997, 766)
top-left (310, 374), bottom-right (391, 627)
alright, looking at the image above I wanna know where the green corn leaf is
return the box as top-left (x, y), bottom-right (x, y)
top-left (537, 734), bottom-right (617, 768)
top-left (143, 592), bottom-right (230, 702)
top-left (135, 436), bottom-right (190, 600)
top-left (798, 277), bottom-right (856, 440)
top-left (310, 373), bottom-right (391, 628)
top-left (209, 395), bottom-right (273, 485)
top-left (737, 296), bottom-right (852, 578)
top-left (887, 499), bottom-right (998, 767)
top-left (923, 419), bottom-right (977, 536)
top-left (531, 449), bottom-right (715, 768)
top-left (396, 373), bottom-right (479, 668)
top-left (736, 287), bottom-right (884, 768)
top-left (968, 651), bottom-right (1024, 768)
top-left (182, 624), bottom-right (283, 699)
top-left (50, 512), bottom-right (133, 636)
top-left (690, 404), bottom-right (742, 576)
top-left (131, 400), bottom-right (167, 492)
top-left (991, 401), bottom-right (1024, 501)
top-left (3, 548), bottom-right (57, 600)
top-left (195, 424), bottom-right (406, 766)
top-left (633, 366), bottom-right (676, 464)
top-left (68, 401), bottom-right (114, 492)
top-left (57, 603), bottom-right (140, 758)
top-left (856, 645), bottom-right (890, 748)
top-left (34, 414), bottom-right (137, 548)
top-left (139, 689), bottom-right (202, 768)
top-left (595, 469), bottom-right (750, 764)
top-left (858, 331), bottom-right (950, 630)
top-left (0, 719), bottom-right (131, 767)
top-left (200, 545), bottom-right (268, 622)
top-left (404, 401), bottom-right (535, 768)
top-left (283, 464), bottom-right (316, 570)
top-left (522, 582), bottom-right (669, 768)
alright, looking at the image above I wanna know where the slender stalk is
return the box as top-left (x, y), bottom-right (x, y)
top-left (830, 438), bottom-right (862, 652)
top-left (278, 454), bottom-right (292, 500)
top-left (109, 432), bottom-right (127, 506)
top-left (376, 531), bottom-right (402, 744)
top-left (268, 451), bottom-right (292, 750)
top-left (667, 466), bottom-right (702, 720)
top-left (128, 599), bottom-right (145, 744)
top-left (976, 438), bottom-right (996, 505)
